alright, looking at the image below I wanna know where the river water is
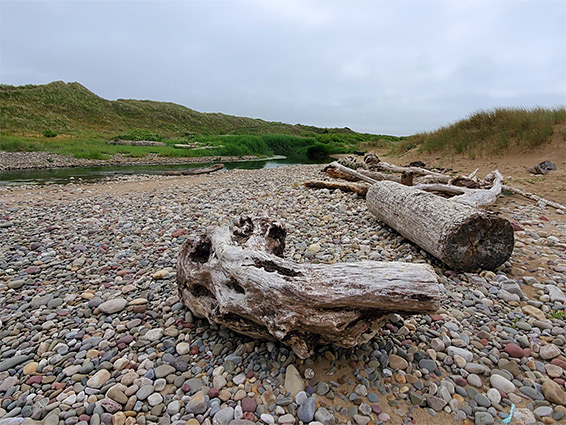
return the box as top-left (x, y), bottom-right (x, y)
top-left (0, 157), bottom-right (329, 186)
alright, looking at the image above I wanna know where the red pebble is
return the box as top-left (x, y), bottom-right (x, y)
top-left (191, 346), bottom-right (199, 355)
top-left (504, 343), bottom-right (526, 358)
top-left (172, 228), bottom-right (188, 238)
top-left (181, 383), bottom-right (191, 392)
top-left (208, 388), bottom-right (219, 398)
top-left (242, 412), bottom-right (255, 421)
top-left (26, 376), bottom-right (43, 385)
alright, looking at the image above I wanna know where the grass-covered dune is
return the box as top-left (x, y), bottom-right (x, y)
top-left (0, 81), bottom-right (400, 160)
top-left (400, 107), bottom-right (566, 157)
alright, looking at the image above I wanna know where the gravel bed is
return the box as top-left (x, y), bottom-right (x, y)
top-left (1, 165), bottom-right (566, 425)
top-left (0, 152), bottom-right (262, 172)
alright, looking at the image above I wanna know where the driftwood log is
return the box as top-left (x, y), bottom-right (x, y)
top-left (367, 181), bottom-right (514, 271)
top-left (162, 163), bottom-right (224, 176)
top-left (304, 181), bottom-right (369, 197)
top-left (177, 216), bottom-right (440, 358)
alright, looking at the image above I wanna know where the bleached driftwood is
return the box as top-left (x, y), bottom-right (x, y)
top-left (367, 181), bottom-right (514, 271)
top-left (370, 161), bottom-right (449, 179)
top-left (162, 163), bottom-right (224, 176)
top-left (450, 170), bottom-right (504, 207)
top-left (502, 185), bottom-right (566, 211)
top-left (304, 181), bottom-right (369, 197)
top-left (324, 162), bottom-right (381, 184)
top-left (177, 216), bottom-right (440, 358)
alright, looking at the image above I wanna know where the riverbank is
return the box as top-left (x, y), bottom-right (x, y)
top-left (0, 151), bottom-right (282, 172)
top-left (1, 164), bottom-right (566, 425)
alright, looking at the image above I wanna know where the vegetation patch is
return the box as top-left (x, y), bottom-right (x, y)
top-left (404, 107), bottom-right (566, 157)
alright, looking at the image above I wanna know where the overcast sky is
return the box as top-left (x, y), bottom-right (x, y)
top-left (1, 0), bottom-right (565, 135)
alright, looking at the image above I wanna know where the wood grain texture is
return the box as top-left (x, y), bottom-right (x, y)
top-left (177, 216), bottom-right (440, 358)
top-left (367, 181), bottom-right (514, 271)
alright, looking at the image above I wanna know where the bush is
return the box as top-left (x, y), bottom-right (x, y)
top-left (306, 142), bottom-right (332, 158)
top-left (42, 129), bottom-right (57, 138)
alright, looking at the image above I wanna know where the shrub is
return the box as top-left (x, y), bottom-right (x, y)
top-left (42, 129), bottom-right (57, 138)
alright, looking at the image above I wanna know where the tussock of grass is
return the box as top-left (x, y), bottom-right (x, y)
top-left (405, 107), bottom-right (566, 157)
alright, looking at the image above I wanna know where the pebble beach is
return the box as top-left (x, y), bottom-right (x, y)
top-left (1, 164), bottom-right (566, 425)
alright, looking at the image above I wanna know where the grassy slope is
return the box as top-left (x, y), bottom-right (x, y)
top-left (401, 108), bottom-right (566, 157)
top-left (0, 81), bottom-right (399, 160)
top-left (0, 81), bottom-right (352, 137)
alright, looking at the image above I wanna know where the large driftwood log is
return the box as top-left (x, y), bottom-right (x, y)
top-left (177, 216), bottom-right (440, 359)
top-left (367, 182), bottom-right (514, 271)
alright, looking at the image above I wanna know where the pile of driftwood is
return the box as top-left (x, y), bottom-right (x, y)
top-left (306, 153), bottom-right (566, 272)
top-left (175, 153), bottom-right (563, 358)
top-left (177, 216), bottom-right (440, 358)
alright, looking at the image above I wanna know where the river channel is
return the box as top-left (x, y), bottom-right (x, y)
top-left (0, 157), bottom-right (329, 186)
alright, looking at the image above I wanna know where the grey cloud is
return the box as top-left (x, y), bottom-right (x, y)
top-left (1, 0), bottom-right (564, 135)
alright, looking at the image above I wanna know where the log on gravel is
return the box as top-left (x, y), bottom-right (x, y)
top-left (163, 163), bottom-right (224, 176)
top-left (304, 181), bottom-right (369, 197)
top-left (367, 181), bottom-right (514, 271)
top-left (177, 216), bottom-right (440, 359)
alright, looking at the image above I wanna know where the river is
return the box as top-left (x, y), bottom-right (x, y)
top-left (0, 157), bottom-right (330, 186)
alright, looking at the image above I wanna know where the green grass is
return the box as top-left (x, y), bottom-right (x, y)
top-left (0, 81), bottom-right (361, 138)
top-left (0, 133), bottom-right (353, 161)
top-left (0, 81), bottom-right (405, 160)
top-left (404, 107), bottom-right (566, 157)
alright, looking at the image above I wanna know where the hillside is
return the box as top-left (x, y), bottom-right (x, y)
top-left (0, 81), bottom-right (355, 137)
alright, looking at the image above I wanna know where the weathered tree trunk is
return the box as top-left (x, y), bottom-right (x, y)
top-left (367, 182), bottom-right (514, 271)
top-left (177, 216), bottom-right (440, 359)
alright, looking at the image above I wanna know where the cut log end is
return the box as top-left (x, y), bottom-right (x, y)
top-left (367, 181), bottom-right (515, 272)
top-left (441, 213), bottom-right (515, 271)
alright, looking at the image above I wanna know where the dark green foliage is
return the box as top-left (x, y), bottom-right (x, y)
top-left (42, 129), bottom-right (57, 138)
top-left (306, 142), bottom-right (332, 158)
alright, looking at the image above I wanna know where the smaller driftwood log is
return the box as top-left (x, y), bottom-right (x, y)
top-left (162, 163), bottom-right (224, 176)
top-left (177, 216), bottom-right (440, 358)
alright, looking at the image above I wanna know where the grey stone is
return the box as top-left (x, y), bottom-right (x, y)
top-left (0, 355), bottom-right (31, 372)
top-left (314, 408), bottom-right (335, 425)
top-left (547, 285), bottom-right (566, 303)
top-left (213, 407), bottom-right (234, 425)
top-left (155, 364), bottom-right (176, 379)
top-left (446, 347), bottom-right (473, 362)
top-left (98, 298), bottom-right (128, 314)
top-left (427, 395), bottom-right (447, 412)
top-left (186, 391), bottom-right (209, 414)
top-left (474, 412), bottom-right (494, 425)
top-left (284, 365), bottom-right (304, 397)
top-left (419, 359), bottom-right (436, 372)
top-left (297, 397), bottom-right (316, 423)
